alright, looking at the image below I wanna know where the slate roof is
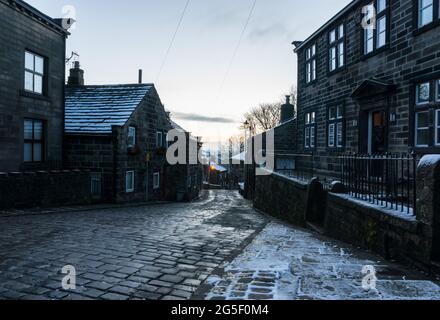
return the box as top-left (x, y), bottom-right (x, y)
top-left (65, 84), bottom-right (153, 134)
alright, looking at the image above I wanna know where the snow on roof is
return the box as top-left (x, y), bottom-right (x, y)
top-left (65, 84), bottom-right (153, 134)
top-left (170, 120), bottom-right (187, 133)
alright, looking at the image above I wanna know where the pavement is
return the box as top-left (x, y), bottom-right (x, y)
top-left (0, 190), bottom-right (439, 300)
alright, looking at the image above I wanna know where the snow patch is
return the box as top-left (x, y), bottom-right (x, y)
top-left (418, 155), bottom-right (440, 168)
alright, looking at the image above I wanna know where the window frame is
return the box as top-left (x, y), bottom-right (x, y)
top-left (328, 22), bottom-right (345, 73)
top-left (413, 79), bottom-right (440, 148)
top-left (362, 0), bottom-right (390, 57)
top-left (23, 118), bottom-right (44, 163)
top-left (413, 0), bottom-right (440, 34)
top-left (128, 126), bottom-right (137, 148)
top-left (156, 131), bottom-right (163, 148)
top-left (304, 112), bottom-right (316, 149)
top-left (435, 109), bottom-right (440, 146)
top-left (125, 170), bottom-right (135, 193)
top-left (24, 51), bottom-right (46, 95)
top-left (327, 105), bottom-right (345, 149)
top-left (153, 172), bottom-right (160, 190)
top-left (415, 110), bottom-right (431, 147)
top-left (305, 44), bottom-right (317, 84)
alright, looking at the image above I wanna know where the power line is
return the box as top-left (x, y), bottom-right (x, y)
top-left (156, 0), bottom-right (191, 83)
top-left (216, 0), bottom-right (257, 103)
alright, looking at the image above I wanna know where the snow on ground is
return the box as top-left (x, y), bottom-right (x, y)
top-left (205, 222), bottom-right (440, 300)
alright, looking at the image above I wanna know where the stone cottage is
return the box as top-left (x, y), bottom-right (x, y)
top-left (63, 63), bottom-right (175, 203)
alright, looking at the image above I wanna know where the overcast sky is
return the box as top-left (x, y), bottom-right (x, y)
top-left (28, 0), bottom-right (351, 145)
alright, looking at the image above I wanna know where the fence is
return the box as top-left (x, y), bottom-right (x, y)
top-left (341, 153), bottom-right (419, 215)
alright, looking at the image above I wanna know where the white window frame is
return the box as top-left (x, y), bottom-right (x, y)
top-left (305, 44), bottom-right (317, 83)
top-left (24, 51), bottom-right (45, 95)
top-left (153, 172), bottom-right (160, 190)
top-left (329, 24), bottom-right (344, 72)
top-left (126, 171), bottom-right (135, 193)
top-left (128, 126), bottom-right (136, 148)
top-left (337, 122), bottom-right (344, 147)
top-left (364, 27), bottom-right (374, 54)
top-left (156, 131), bottom-right (163, 148)
top-left (415, 111), bottom-right (430, 147)
top-left (305, 112), bottom-right (316, 149)
top-left (436, 79), bottom-right (440, 102)
top-left (328, 123), bottom-right (335, 147)
top-left (416, 82), bottom-right (431, 105)
top-left (436, 109), bottom-right (440, 146)
top-left (418, 0), bottom-right (434, 28)
top-left (376, 16), bottom-right (387, 49)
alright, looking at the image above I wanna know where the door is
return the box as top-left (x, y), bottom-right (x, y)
top-left (369, 110), bottom-right (387, 154)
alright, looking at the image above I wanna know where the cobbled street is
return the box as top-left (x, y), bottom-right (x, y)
top-left (0, 190), bottom-right (439, 300)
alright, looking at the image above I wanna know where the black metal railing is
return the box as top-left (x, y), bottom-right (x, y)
top-left (274, 153), bottom-right (314, 183)
top-left (341, 153), bottom-right (419, 215)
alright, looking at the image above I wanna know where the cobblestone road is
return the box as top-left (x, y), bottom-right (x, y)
top-left (0, 191), bottom-right (266, 300)
top-left (1, 190), bottom-right (439, 300)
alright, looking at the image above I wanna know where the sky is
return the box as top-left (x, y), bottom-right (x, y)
top-left (27, 0), bottom-right (352, 146)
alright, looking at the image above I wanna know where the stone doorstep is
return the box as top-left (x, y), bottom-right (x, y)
top-left (0, 200), bottom-right (173, 219)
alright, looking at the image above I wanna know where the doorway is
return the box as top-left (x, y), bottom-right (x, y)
top-left (368, 110), bottom-right (387, 154)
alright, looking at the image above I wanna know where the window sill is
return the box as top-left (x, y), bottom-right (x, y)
top-left (413, 21), bottom-right (440, 37)
top-left (304, 79), bottom-right (318, 87)
top-left (360, 45), bottom-right (389, 61)
top-left (413, 147), bottom-right (440, 154)
top-left (19, 90), bottom-right (50, 102)
top-left (327, 66), bottom-right (347, 77)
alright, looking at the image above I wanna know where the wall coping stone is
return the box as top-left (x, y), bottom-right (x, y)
top-left (267, 170), bottom-right (308, 190)
top-left (329, 193), bottom-right (418, 233)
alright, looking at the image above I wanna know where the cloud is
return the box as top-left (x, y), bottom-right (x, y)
top-left (248, 23), bottom-right (288, 41)
top-left (171, 111), bottom-right (236, 124)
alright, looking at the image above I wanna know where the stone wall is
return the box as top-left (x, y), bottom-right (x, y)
top-left (254, 172), bottom-right (308, 227)
top-left (325, 193), bottom-right (430, 267)
top-left (0, 170), bottom-right (91, 210)
top-left (253, 155), bottom-right (440, 269)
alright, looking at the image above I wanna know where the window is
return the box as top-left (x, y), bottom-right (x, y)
top-left (436, 80), bottom-right (440, 102)
top-left (328, 105), bottom-right (344, 148)
top-left (418, 0), bottom-right (434, 27)
top-left (305, 112), bottom-right (316, 149)
top-left (414, 79), bottom-right (440, 148)
top-left (328, 23), bottom-right (345, 72)
top-left (24, 51), bottom-right (45, 95)
top-left (415, 111), bottom-right (430, 147)
top-left (156, 131), bottom-right (163, 148)
top-left (305, 44), bottom-right (317, 83)
top-left (416, 82), bottom-right (431, 105)
top-left (128, 126), bottom-right (136, 148)
top-left (153, 172), bottom-right (160, 190)
top-left (436, 109), bottom-right (440, 145)
top-left (363, 0), bottom-right (388, 55)
top-left (126, 171), bottom-right (135, 193)
top-left (24, 119), bottom-right (44, 163)
top-left (90, 173), bottom-right (102, 196)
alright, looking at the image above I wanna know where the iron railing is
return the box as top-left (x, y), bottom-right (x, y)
top-left (341, 153), bottom-right (419, 215)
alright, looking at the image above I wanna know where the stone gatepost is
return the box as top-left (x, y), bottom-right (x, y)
top-left (416, 155), bottom-right (440, 263)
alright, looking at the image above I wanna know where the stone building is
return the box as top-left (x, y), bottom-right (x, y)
top-left (166, 120), bottom-right (203, 201)
top-left (0, 0), bottom-right (69, 172)
top-left (293, 0), bottom-right (440, 176)
top-left (63, 64), bottom-right (174, 203)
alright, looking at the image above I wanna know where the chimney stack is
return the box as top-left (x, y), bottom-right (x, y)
top-left (67, 61), bottom-right (84, 86)
top-left (280, 95), bottom-right (295, 124)
top-left (138, 69), bottom-right (143, 84)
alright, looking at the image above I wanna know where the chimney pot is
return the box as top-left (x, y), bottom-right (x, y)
top-left (67, 60), bottom-right (84, 86)
top-left (138, 69), bottom-right (143, 84)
